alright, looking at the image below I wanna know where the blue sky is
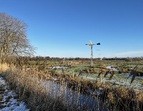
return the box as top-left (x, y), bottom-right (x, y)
top-left (0, 0), bottom-right (143, 58)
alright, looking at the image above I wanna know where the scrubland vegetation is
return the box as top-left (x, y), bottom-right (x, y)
top-left (0, 57), bottom-right (143, 111)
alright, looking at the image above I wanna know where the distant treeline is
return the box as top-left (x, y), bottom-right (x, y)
top-left (4, 56), bottom-right (143, 62)
top-left (23, 56), bottom-right (143, 61)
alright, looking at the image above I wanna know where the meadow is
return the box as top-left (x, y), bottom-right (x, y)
top-left (0, 57), bottom-right (143, 111)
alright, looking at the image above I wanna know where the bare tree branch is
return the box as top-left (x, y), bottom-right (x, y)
top-left (0, 12), bottom-right (35, 63)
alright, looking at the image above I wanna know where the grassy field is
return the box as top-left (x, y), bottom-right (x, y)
top-left (0, 58), bottom-right (143, 111)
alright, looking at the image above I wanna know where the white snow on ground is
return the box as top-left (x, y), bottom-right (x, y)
top-left (80, 73), bottom-right (143, 90)
top-left (0, 76), bottom-right (30, 111)
top-left (51, 66), bottom-right (68, 69)
top-left (106, 66), bottom-right (119, 72)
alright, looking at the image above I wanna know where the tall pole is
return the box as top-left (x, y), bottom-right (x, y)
top-left (86, 41), bottom-right (100, 67)
top-left (91, 45), bottom-right (93, 66)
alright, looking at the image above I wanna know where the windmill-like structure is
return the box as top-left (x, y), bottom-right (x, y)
top-left (86, 41), bottom-right (100, 66)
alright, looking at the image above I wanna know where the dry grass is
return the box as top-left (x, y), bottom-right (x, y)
top-left (0, 63), bottom-right (10, 72)
top-left (0, 63), bottom-right (143, 111)
top-left (0, 64), bottom-right (67, 111)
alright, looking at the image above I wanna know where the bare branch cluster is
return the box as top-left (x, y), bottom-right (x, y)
top-left (0, 13), bottom-right (34, 62)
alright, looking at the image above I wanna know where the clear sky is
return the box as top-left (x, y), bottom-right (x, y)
top-left (0, 0), bottom-right (143, 58)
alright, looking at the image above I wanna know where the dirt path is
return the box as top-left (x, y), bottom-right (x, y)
top-left (0, 76), bottom-right (29, 111)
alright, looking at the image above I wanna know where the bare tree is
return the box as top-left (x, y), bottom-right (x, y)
top-left (0, 13), bottom-right (34, 63)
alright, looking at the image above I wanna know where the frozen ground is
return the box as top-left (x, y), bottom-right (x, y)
top-left (0, 76), bottom-right (29, 111)
top-left (81, 73), bottom-right (143, 90)
top-left (54, 65), bottom-right (143, 90)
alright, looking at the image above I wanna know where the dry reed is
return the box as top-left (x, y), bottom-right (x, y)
top-left (0, 63), bottom-right (143, 111)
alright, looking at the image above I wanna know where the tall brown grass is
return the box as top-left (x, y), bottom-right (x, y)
top-left (0, 63), bottom-right (10, 72)
top-left (0, 63), bottom-right (143, 111)
top-left (0, 64), bottom-right (67, 111)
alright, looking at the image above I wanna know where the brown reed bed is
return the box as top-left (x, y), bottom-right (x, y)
top-left (0, 63), bottom-right (143, 111)
top-left (46, 69), bottom-right (143, 111)
top-left (0, 65), bottom-right (67, 111)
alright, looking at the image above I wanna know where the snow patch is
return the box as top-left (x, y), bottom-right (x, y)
top-left (0, 77), bottom-right (30, 111)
